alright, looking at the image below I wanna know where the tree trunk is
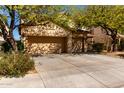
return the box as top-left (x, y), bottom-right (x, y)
top-left (9, 6), bottom-right (18, 52)
top-left (106, 36), bottom-right (111, 52)
top-left (9, 37), bottom-right (18, 52)
top-left (0, 24), bottom-right (17, 52)
top-left (111, 42), bottom-right (115, 52)
top-left (101, 25), bottom-right (117, 52)
top-left (5, 35), bottom-right (18, 52)
top-left (110, 34), bottom-right (117, 52)
top-left (100, 25), bottom-right (117, 52)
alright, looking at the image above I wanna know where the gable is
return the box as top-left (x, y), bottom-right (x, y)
top-left (21, 21), bottom-right (70, 37)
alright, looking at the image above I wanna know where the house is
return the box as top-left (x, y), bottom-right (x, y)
top-left (21, 21), bottom-right (93, 55)
top-left (91, 27), bottom-right (124, 51)
top-left (90, 27), bottom-right (112, 51)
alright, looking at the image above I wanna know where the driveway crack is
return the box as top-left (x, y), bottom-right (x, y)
top-left (35, 66), bottom-right (47, 88)
top-left (58, 56), bottom-right (109, 88)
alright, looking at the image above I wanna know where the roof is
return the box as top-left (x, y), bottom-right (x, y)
top-left (21, 21), bottom-right (71, 37)
top-left (21, 20), bottom-right (92, 37)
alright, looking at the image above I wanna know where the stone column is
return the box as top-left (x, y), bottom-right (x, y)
top-left (67, 33), bottom-right (72, 53)
top-left (22, 36), bottom-right (28, 53)
top-left (83, 33), bottom-right (88, 53)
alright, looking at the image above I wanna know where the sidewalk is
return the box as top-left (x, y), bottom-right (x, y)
top-left (0, 73), bottom-right (44, 88)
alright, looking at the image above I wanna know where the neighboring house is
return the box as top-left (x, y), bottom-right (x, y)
top-left (91, 27), bottom-right (112, 50)
top-left (21, 21), bottom-right (93, 55)
top-left (91, 27), bottom-right (124, 51)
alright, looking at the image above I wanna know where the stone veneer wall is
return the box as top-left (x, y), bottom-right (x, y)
top-left (21, 22), bottom-right (69, 37)
top-left (21, 22), bottom-right (71, 55)
top-left (21, 21), bottom-right (92, 55)
top-left (27, 43), bottom-right (62, 55)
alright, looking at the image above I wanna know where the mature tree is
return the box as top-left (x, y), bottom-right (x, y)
top-left (51, 6), bottom-right (86, 30)
top-left (0, 5), bottom-right (18, 51)
top-left (47, 6), bottom-right (74, 30)
top-left (73, 5), bottom-right (124, 52)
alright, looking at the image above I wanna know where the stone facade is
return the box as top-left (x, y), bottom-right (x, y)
top-left (21, 21), bottom-right (92, 55)
top-left (21, 21), bottom-right (69, 55)
top-left (21, 21), bottom-right (69, 37)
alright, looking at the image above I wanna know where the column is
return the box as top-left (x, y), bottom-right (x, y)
top-left (67, 33), bottom-right (72, 53)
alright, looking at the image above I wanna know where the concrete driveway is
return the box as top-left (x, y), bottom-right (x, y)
top-left (1, 54), bottom-right (124, 88)
top-left (34, 54), bottom-right (124, 88)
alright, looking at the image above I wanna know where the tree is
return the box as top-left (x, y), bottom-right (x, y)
top-left (51, 6), bottom-right (86, 30)
top-left (74, 5), bottom-right (124, 52)
top-left (0, 5), bottom-right (18, 51)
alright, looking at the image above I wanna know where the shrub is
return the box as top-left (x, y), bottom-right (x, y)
top-left (17, 41), bottom-right (24, 52)
top-left (1, 41), bottom-right (24, 53)
top-left (92, 43), bottom-right (104, 52)
top-left (0, 53), bottom-right (34, 77)
top-left (1, 42), bottom-right (11, 52)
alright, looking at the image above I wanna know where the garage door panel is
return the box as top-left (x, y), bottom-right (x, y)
top-left (27, 36), bottom-right (67, 54)
top-left (28, 36), bottom-right (65, 43)
top-left (29, 43), bottom-right (62, 54)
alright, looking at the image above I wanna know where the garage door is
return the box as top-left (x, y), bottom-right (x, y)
top-left (27, 36), bottom-right (67, 55)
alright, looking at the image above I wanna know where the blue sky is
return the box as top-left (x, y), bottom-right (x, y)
top-left (0, 6), bottom-right (20, 40)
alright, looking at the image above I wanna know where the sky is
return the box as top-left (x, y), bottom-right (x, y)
top-left (0, 5), bottom-right (85, 40)
top-left (0, 6), bottom-right (20, 40)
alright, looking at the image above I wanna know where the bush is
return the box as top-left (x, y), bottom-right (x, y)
top-left (92, 43), bottom-right (104, 52)
top-left (0, 53), bottom-right (34, 77)
top-left (118, 39), bottom-right (124, 51)
top-left (17, 41), bottom-right (24, 52)
top-left (1, 41), bottom-right (24, 53)
top-left (1, 42), bottom-right (11, 52)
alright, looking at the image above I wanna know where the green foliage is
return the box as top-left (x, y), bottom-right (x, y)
top-left (15, 5), bottom-right (68, 25)
top-left (0, 5), bottom-right (79, 31)
top-left (69, 6), bottom-right (86, 29)
top-left (1, 42), bottom-right (11, 53)
top-left (17, 41), bottom-right (24, 51)
top-left (1, 41), bottom-right (24, 53)
top-left (76, 5), bottom-right (124, 34)
top-left (50, 13), bottom-right (72, 29)
top-left (92, 43), bottom-right (104, 52)
top-left (71, 5), bottom-right (124, 51)
top-left (0, 53), bottom-right (34, 77)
